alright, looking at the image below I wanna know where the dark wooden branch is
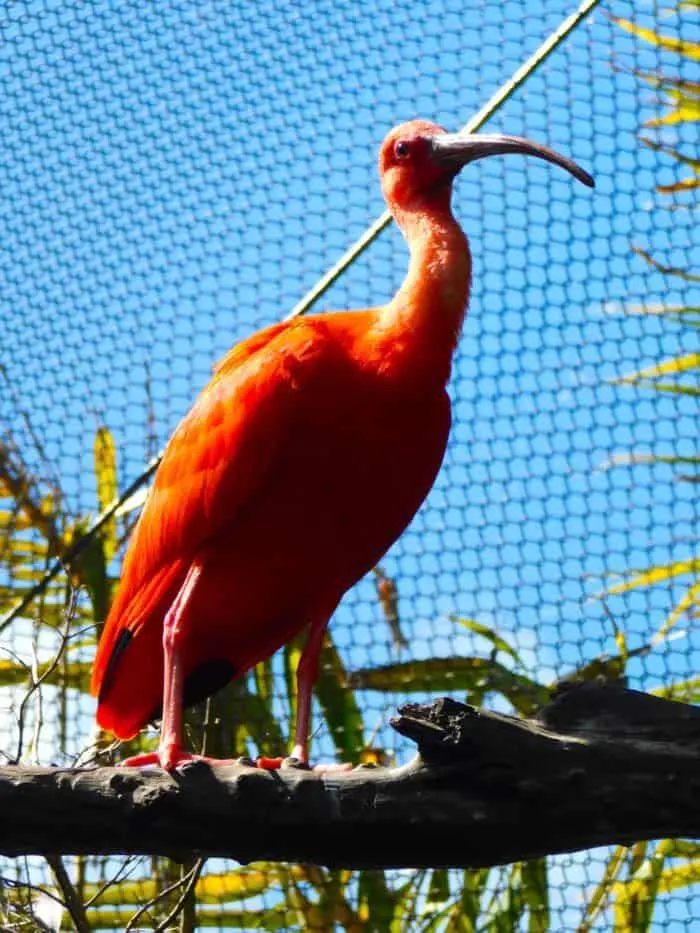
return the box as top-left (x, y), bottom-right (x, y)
top-left (1, 684), bottom-right (698, 867)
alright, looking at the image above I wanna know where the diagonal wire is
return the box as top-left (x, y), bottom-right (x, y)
top-left (0, 0), bottom-right (601, 632)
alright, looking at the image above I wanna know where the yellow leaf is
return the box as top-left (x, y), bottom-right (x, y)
top-left (647, 103), bottom-right (700, 127)
top-left (651, 580), bottom-right (700, 646)
top-left (3, 537), bottom-right (49, 558)
top-left (611, 840), bottom-right (674, 930)
top-left (358, 746), bottom-right (391, 767)
top-left (613, 352), bottom-right (700, 384)
top-left (657, 176), bottom-right (700, 194)
top-left (611, 846), bottom-right (700, 930)
top-left (600, 559), bottom-right (700, 597)
top-left (611, 17), bottom-right (700, 61)
top-left (652, 675), bottom-right (700, 703)
top-left (196, 866), bottom-right (305, 902)
top-left (94, 426), bottom-right (118, 561)
top-left (660, 842), bottom-right (700, 861)
top-left (0, 509), bottom-right (35, 532)
top-left (451, 615), bottom-right (522, 662)
top-left (81, 866), bottom-right (293, 907)
top-left (0, 658), bottom-right (92, 692)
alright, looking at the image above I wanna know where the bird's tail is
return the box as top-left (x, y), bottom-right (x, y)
top-left (92, 562), bottom-right (184, 740)
top-left (95, 621), bottom-right (165, 740)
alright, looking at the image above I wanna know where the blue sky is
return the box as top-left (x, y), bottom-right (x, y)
top-left (0, 0), bottom-right (697, 926)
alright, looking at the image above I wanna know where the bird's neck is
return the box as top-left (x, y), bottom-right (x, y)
top-left (377, 204), bottom-right (471, 385)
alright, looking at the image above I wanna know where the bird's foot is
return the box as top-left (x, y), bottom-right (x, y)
top-left (255, 755), bottom-right (353, 773)
top-left (120, 746), bottom-right (352, 773)
top-left (120, 747), bottom-right (231, 772)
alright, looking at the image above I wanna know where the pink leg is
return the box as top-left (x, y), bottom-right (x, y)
top-left (257, 611), bottom-right (351, 773)
top-left (123, 561), bottom-right (213, 771)
top-left (123, 578), bottom-right (350, 774)
top-left (289, 614), bottom-right (327, 764)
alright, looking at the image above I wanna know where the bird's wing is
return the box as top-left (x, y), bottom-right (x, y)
top-left (91, 316), bottom-right (329, 697)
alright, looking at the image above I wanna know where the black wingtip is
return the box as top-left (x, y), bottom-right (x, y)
top-left (98, 628), bottom-right (133, 703)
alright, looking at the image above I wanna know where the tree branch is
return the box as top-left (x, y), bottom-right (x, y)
top-left (1, 684), bottom-right (698, 867)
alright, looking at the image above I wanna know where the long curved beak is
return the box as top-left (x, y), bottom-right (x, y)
top-left (430, 132), bottom-right (594, 188)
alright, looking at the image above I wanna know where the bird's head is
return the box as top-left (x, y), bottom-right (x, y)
top-left (379, 119), bottom-right (594, 215)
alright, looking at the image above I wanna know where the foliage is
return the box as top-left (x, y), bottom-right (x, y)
top-left (597, 9), bottom-right (699, 654)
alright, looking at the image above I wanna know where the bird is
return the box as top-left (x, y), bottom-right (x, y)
top-left (91, 119), bottom-right (593, 771)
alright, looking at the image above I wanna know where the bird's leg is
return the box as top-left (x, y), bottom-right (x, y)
top-left (289, 614), bottom-right (326, 765)
top-left (122, 562), bottom-right (206, 771)
top-left (257, 612), bottom-right (352, 773)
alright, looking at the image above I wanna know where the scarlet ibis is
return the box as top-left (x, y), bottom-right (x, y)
top-left (91, 120), bottom-right (593, 771)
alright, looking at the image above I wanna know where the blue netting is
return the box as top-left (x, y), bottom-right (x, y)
top-left (1, 0), bottom-right (697, 929)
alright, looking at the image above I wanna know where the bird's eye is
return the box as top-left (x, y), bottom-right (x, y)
top-left (394, 140), bottom-right (410, 160)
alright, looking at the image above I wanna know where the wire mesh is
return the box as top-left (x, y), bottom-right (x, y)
top-left (0, 0), bottom-right (697, 930)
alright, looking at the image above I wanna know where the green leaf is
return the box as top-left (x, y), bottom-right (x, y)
top-left (189, 679), bottom-right (242, 760)
top-left (612, 839), bottom-right (675, 933)
top-left (350, 657), bottom-right (548, 716)
top-left (283, 634), bottom-right (303, 748)
top-left (484, 863), bottom-right (526, 932)
top-left (631, 246), bottom-right (700, 282)
top-left (356, 869), bottom-right (395, 933)
top-left (315, 632), bottom-right (365, 761)
top-left (457, 868), bottom-right (491, 930)
top-left (576, 845), bottom-right (628, 933)
top-left (661, 841), bottom-right (700, 859)
top-left (420, 895), bottom-right (464, 933)
top-left (236, 681), bottom-right (286, 758)
top-left (94, 427), bottom-right (118, 562)
top-left (68, 520), bottom-right (111, 626)
top-left (641, 137), bottom-right (700, 171)
top-left (389, 870), bottom-right (426, 933)
top-left (521, 859), bottom-right (549, 933)
top-left (557, 613), bottom-right (657, 690)
top-left (424, 868), bottom-right (451, 909)
top-left (555, 645), bottom-right (656, 692)
top-left (644, 382), bottom-right (699, 396)
top-left (252, 656), bottom-right (273, 706)
top-left (450, 616), bottom-right (523, 663)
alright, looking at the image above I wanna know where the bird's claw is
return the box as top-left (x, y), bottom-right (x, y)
top-left (310, 761), bottom-right (353, 774)
top-left (253, 755), bottom-right (352, 773)
top-left (281, 756), bottom-right (311, 771)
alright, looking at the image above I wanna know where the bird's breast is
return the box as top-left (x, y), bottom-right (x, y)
top-left (260, 365), bottom-right (452, 590)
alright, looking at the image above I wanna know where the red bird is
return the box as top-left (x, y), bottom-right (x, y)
top-left (91, 120), bottom-right (593, 771)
